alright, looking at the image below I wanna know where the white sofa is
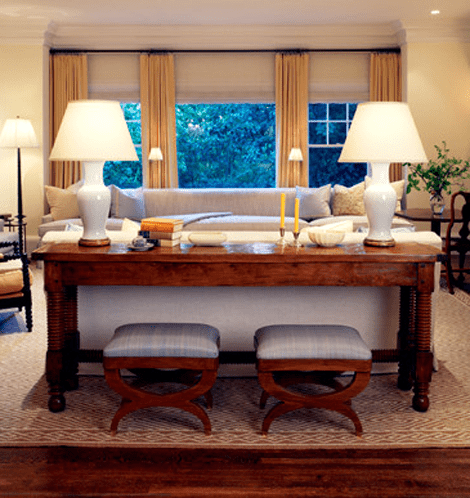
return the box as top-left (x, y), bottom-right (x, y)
top-left (38, 180), bottom-right (413, 244)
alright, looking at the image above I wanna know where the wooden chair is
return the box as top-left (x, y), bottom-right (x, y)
top-left (255, 324), bottom-right (372, 437)
top-left (445, 191), bottom-right (470, 294)
top-left (103, 322), bottom-right (220, 435)
top-left (0, 238), bottom-right (32, 332)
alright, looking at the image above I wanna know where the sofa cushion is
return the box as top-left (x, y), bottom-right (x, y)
top-left (45, 185), bottom-right (81, 221)
top-left (144, 188), bottom-right (298, 218)
top-left (110, 185), bottom-right (145, 220)
top-left (185, 215), bottom-right (309, 232)
top-left (332, 182), bottom-right (366, 216)
top-left (38, 218), bottom-right (124, 239)
top-left (309, 215), bottom-right (415, 232)
top-left (295, 185), bottom-right (331, 220)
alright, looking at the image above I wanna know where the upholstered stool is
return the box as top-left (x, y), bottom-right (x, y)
top-left (254, 324), bottom-right (372, 437)
top-left (103, 323), bottom-right (220, 435)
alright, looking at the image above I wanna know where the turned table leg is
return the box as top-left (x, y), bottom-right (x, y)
top-left (412, 290), bottom-right (434, 412)
top-left (46, 289), bottom-right (67, 412)
top-left (397, 286), bottom-right (415, 391)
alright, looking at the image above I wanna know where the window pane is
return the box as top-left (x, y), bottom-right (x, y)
top-left (348, 103), bottom-right (359, 121)
top-left (104, 148), bottom-right (143, 188)
top-left (309, 103), bottom-right (327, 120)
top-left (329, 122), bottom-right (347, 145)
top-left (329, 103), bottom-right (346, 120)
top-left (176, 103), bottom-right (275, 188)
top-left (309, 122), bottom-right (327, 145)
top-left (103, 102), bottom-right (142, 188)
top-left (308, 147), bottom-right (366, 188)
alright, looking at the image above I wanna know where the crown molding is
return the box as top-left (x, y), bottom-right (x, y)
top-left (1, 19), bottom-right (468, 50)
top-left (394, 19), bottom-right (470, 45)
top-left (45, 23), bottom-right (400, 51)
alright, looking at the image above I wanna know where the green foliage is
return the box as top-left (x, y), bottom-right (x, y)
top-left (309, 148), bottom-right (366, 187)
top-left (176, 103), bottom-right (276, 188)
top-left (405, 141), bottom-right (470, 195)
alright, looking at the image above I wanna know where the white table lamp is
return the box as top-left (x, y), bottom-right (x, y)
top-left (0, 117), bottom-right (39, 253)
top-left (339, 102), bottom-right (427, 247)
top-left (50, 100), bottom-right (138, 247)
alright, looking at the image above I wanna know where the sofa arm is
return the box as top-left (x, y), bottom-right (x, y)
top-left (41, 214), bottom-right (54, 224)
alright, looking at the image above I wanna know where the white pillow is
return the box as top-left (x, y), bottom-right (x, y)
top-left (110, 185), bottom-right (145, 220)
top-left (45, 185), bottom-right (80, 221)
top-left (295, 185), bottom-right (331, 220)
top-left (121, 217), bottom-right (140, 233)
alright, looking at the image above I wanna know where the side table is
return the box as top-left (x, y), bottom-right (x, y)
top-left (395, 208), bottom-right (461, 237)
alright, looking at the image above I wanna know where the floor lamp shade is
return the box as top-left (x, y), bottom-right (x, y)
top-left (50, 100), bottom-right (138, 246)
top-left (339, 102), bottom-right (427, 247)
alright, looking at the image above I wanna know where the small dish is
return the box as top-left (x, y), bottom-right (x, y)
top-left (127, 242), bottom-right (154, 251)
top-left (188, 232), bottom-right (227, 246)
top-left (307, 229), bottom-right (345, 247)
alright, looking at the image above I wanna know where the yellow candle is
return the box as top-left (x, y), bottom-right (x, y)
top-left (280, 193), bottom-right (286, 228)
top-left (294, 198), bottom-right (299, 232)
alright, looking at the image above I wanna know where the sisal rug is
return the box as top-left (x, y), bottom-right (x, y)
top-left (1, 265), bottom-right (470, 449)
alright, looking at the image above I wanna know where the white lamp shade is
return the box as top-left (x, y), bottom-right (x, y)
top-left (0, 118), bottom-right (38, 148)
top-left (148, 147), bottom-right (163, 161)
top-left (49, 100), bottom-right (138, 161)
top-left (338, 102), bottom-right (428, 164)
top-left (288, 147), bottom-right (303, 162)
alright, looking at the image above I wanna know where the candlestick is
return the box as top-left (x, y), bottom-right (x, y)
top-left (280, 193), bottom-right (285, 229)
top-left (291, 230), bottom-right (301, 248)
top-left (294, 198), bottom-right (299, 233)
top-left (276, 226), bottom-right (287, 247)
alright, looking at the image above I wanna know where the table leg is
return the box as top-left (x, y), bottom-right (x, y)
top-left (45, 289), bottom-right (67, 412)
top-left (397, 286), bottom-right (415, 391)
top-left (63, 285), bottom-right (79, 392)
top-left (412, 290), bottom-right (434, 412)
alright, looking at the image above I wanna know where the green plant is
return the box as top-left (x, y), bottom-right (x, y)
top-left (405, 141), bottom-right (470, 195)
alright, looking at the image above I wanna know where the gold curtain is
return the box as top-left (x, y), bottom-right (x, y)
top-left (49, 54), bottom-right (88, 188)
top-left (275, 52), bottom-right (309, 187)
top-left (370, 52), bottom-right (403, 181)
top-left (140, 54), bottom-right (178, 189)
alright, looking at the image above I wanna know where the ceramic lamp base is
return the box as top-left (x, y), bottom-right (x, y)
top-left (363, 162), bottom-right (397, 248)
top-left (79, 237), bottom-right (111, 247)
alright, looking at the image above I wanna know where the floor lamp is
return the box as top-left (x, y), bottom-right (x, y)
top-left (288, 147), bottom-right (303, 186)
top-left (0, 117), bottom-right (39, 254)
top-left (50, 100), bottom-right (138, 247)
top-left (339, 102), bottom-right (427, 247)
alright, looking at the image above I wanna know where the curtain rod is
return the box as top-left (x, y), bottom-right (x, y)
top-left (50, 47), bottom-right (400, 55)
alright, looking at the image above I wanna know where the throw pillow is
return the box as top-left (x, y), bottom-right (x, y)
top-left (110, 185), bottom-right (145, 220)
top-left (295, 185), bottom-right (332, 220)
top-left (45, 185), bottom-right (80, 221)
top-left (364, 177), bottom-right (405, 211)
top-left (332, 182), bottom-right (365, 216)
top-left (121, 217), bottom-right (140, 233)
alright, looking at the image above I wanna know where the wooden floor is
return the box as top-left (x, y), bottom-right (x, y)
top-left (1, 446), bottom-right (470, 497)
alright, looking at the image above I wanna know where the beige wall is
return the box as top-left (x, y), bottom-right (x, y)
top-left (404, 42), bottom-right (470, 220)
top-left (0, 44), bottom-right (46, 251)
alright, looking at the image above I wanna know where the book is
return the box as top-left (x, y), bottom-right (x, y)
top-left (140, 217), bottom-right (184, 233)
top-left (139, 230), bottom-right (182, 240)
top-left (148, 238), bottom-right (181, 247)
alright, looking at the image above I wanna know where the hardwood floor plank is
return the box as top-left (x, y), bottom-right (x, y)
top-left (1, 447), bottom-right (470, 497)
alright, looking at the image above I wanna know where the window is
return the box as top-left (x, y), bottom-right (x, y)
top-left (176, 103), bottom-right (276, 188)
top-left (103, 103), bottom-right (142, 188)
top-left (308, 102), bottom-right (366, 188)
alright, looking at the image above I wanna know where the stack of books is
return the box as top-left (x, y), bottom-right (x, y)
top-left (139, 217), bottom-right (184, 247)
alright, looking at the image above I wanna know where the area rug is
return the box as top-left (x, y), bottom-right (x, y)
top-left (2, 265), bottom-right (470, 449)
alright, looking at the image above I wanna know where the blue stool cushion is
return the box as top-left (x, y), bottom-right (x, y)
top-left (255, 324), bottom-right (371, 361)
top-left (104, 323), bottom-right (220, 359)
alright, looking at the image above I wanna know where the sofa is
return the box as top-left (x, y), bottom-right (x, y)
top-left (38, 180), bottom-right (414, 244)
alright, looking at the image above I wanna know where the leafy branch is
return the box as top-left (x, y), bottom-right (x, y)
top-left (405, 141), bottom-right (470, 195)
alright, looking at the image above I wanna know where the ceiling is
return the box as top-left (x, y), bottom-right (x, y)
top-left (1, 0), bottom-right (469, 27)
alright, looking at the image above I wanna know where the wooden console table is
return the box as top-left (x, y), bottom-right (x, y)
top-left (32, 241), bottom-right (442, 414)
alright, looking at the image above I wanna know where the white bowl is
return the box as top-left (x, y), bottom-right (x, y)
top-left (307, 229), bottom-right (345, 247)
top-left (188, 232), bottom-right (227, 246)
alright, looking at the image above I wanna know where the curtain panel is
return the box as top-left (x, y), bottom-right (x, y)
top-left (370, 52), bottom-right (403, 182)
top-left (275, 53), bottom-right (309, 188)
top-left (140, 54), bottom-right (178, 189)
top-left (49, 54), bottom-right (88, 188)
